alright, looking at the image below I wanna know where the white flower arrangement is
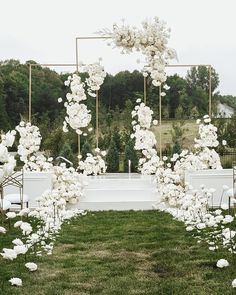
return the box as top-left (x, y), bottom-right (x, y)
top-left (0, 130), bottom-right (16, 183)
top-left (16, 121), bottom-right (41, 162)
top-left (59, 61), bottom-right (106, 135)
top-left (78, 148), bottom-right (107, 175)
top-left (51, 163), bottom-right (88, 204)
top-left (59, 74), bottom-right (91, 135)
top-left (15, 121), bottom-right (53, 172)
top-left (100, 17), bottom-right (177, 91)
top-left (83, 61), bottom-right (106, 97)
top-left (130, 99), bottom-right (159, 174)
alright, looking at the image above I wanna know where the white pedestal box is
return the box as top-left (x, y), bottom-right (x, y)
top-left (4, 172), bottom-right (53, 209)
top-left (185, 169), bottom-right (233, 207)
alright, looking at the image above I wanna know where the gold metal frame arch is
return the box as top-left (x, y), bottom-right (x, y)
top-left (28, 38), bottom-right (212, 161)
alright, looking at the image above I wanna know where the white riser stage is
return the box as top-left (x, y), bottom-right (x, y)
top-left (77, 173), bottom-right (159, 211)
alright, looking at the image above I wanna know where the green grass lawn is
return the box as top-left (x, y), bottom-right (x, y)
top-left (1, 211), bottom-right (236, 295)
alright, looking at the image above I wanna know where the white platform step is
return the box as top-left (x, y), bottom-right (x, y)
top-left (77, 201), bottom-right (156, 211)
top-left (76, 173), bottom-right (159, 211)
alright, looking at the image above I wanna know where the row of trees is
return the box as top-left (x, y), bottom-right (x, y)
top-left (0, 59), bottom-right (235, 171)
top-left (0, 59), bottom-right (222, 129)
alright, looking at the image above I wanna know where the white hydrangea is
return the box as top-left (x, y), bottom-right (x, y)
top-left (78, 149), bottom-right (107, 175)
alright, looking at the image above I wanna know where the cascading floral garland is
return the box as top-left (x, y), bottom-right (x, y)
top-left (15, 121), bottom-right (53, 172)
top-left (130, 99), bottom-right (159, 174)
top-left (1, 124), bottom-right (89, 287)
top-left (83, 61), bottom-right (106, 97)
top-left (59, 74), bottom-right (91, 135)
top-left (58, 61), bottom-right (107, 174)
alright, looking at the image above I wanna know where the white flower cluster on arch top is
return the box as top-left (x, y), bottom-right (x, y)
top-left (58, 61), bottom-right (106, 135)
top-left (100, 17), bottom-right (177, 90)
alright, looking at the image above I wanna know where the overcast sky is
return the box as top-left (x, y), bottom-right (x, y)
top-left (1, 0), bottom-right (236, 95)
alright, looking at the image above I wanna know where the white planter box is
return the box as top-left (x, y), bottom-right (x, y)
top-left (185, 169), bottom-right (233, 207)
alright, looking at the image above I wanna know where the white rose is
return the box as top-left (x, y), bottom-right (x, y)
top-left (232, 279), bottom-right (236, 288)
top-left (216, 259), bottom-right (229, 268)
top-left (9, 277), bottom-right (22, 286)
top-left (25, 262), bottom-right (38, 272)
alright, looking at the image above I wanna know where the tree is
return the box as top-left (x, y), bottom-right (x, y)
top-left (124, 138), bottom-right (138, 172)
top-left (186, 66), bottom-right (219, 93)
top-left (112, 126), bottom-right (122, 152)
top-left (81, 141), bottom-right (92, 160)
top-left (170, 120), bottom-right (187, 154)
top-left (0, 77), bottom-right (10, 131)
top-left (165, 74), bottom-right (187, 118)
top-left (59, 141), bottom-right (75, 166)
top-left (106, 139), bottom-right (119, 172)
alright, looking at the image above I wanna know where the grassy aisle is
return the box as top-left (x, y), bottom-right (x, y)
top-left (0, 211), bottom-right (235, 295)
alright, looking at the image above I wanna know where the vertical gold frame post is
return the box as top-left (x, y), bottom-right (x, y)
top-left (29, 64), bottom-right (32, 123)
top-left (144, 76), bottom-right (147, 104)
top-left (208, 65), bottom-right (212, 117)
top-left (96, 90), bottom-right (99, 148)
top-left (159, 84), bottom-right (162, 159)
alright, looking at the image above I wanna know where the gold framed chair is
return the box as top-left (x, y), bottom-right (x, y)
top-left (0, 169), bottom-right (29, 210)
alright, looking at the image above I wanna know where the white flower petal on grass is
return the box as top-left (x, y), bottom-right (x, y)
top-left (0, 226), bottom-right (6, 234)
top-left (14, 221), bottom-right (23, 228)
top-left (221, 203), bottom-right (229, 210)
top-left (25, 262), bottom-right (38, 272)
top-left (12, 238), bottom-right (24, 246)
top-left (13, 245), bottom-right (28, 255)
top-left (1, 248), bottom-right (17, 260)
top-left (18, 208), bottom-right (30, 217)
top-left (20, 222), bottom-right (32, 235)
top-left (6, 212), bottom-right (16, 219)
top-left (9, 277), bottom-right (22, 287)
top-left (232, 279), bottom-right (236, 288)
top-left (216, 259), bottom-right (229, 268)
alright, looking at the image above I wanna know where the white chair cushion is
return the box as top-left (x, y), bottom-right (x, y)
top-left (0, 199), bottom-right (11, 210)
top-left (4, 194), bottom-right (29, 203)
